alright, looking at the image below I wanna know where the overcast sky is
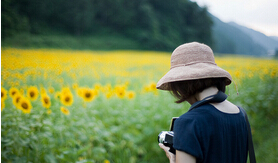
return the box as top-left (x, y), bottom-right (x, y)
top-left (192, 0), bottom-right (278, 37)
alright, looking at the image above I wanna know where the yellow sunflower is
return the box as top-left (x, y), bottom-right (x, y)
top-left (94, 83), bottom-right (101, 91)
top-left (61, 87), bottom-right (71, 95)
top-left (115, 86), bottom-right (126, 98)
top-left (149, 82), bottom-right (157, 91)
top-left (19, 97), bottom-right (32, 114)
top-left (41, 93), bottom-right (51, 109)
top-left (143, 82), bottom-right (158, 94)
top-left (104, 160), bottom-right (110, 163)
top-left (1, 99), bottom-right (5, 111)
top-left (60, 92), bottom-right (74, 106)
top-left (60, 106), bottom-right (70, 115)
top-left (40, 86), bottom-right (47, 94)
top-left (72, 83), bottom-right (78, 90)
top-left (1, 87), bottom-right (8, 101)
top-left (47, 109), bottom-right (52, 115)
top-left (144, 85), bottom-right (150, 92)
top-left (12, 93), bottom-right (23, 109)
top-left (105, 91), bottom-right (114, 99)
top-left (27, 86), bottom-right (39, 101)
top-left (9, 87), bottom-right (20, 98)
top-left (82, 88), bottom-right (95, 102)
top-left (20, 88), bottom-right (24, 95)
top-left (77, 87), bottom-right (85, 97)
top-left (55, 92), bottom-right (61, 99)
top-left (102, 84), bottom-right (112, 93)
top-left (127, 91), bottom-right (136, 99)
top-left (48, 87), bottom-right (55, 94)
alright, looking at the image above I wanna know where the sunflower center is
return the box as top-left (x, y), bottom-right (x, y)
top-left (1, 92), bottom-right (3, 98)
top-left (65, 97), bottom-right (70, 102)
top-left (85, 92), bottom-right (91, 98)
top-left (30, 91), bottom-right (35, 97)
top-left (12, 91), bottom-right (16, 95)
top-left (21, 102), bottom-right (28, 110)
top-left (16, 97), bottom-right (21, 103)
top-left (44, 98), bottom-right (49, 104)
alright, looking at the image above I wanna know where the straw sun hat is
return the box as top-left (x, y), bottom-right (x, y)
top-left (156, 42), bottom-right (232, 90)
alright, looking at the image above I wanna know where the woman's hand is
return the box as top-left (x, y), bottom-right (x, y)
top-left (159, 143), bottom-right (176, 163)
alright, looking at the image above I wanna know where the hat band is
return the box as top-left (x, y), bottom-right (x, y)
top-left (170, 61), bottom-right (217, 69)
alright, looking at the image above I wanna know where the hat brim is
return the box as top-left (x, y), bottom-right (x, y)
top-left (156, 63), bottom-right (232, 90)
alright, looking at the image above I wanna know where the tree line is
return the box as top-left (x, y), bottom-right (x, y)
top-left (2, 0), bottom-right (213, 50)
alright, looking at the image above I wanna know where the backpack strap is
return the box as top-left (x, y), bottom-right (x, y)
top-left (238, 107), bottom-right (256, 163)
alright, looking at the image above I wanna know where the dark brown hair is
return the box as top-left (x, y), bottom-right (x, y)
top-left (168, 78), bottom-right (226, 103)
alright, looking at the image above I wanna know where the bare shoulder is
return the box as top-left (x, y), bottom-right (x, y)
top-left (211, 100), bottom-right (240, 114)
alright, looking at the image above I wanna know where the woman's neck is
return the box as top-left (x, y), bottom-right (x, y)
top-left (187, 87), bottom-right (219, 105)
top-left (196, 87), bottom-right (219, 101)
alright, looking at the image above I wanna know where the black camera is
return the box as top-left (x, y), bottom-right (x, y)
top-left (158, 131), bottom-right (175, 154)
top-left (158, 117), bottom-right (178, 154)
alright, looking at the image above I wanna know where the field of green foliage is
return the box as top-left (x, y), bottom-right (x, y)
top-left (1, 48), bottom-right (278, 162)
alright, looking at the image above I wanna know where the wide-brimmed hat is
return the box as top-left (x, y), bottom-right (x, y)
top-left (156, 42), bottom-right (232, 90)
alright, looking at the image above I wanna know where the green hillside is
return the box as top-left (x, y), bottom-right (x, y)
top-left (1, 0), bottom-right (212, 51)
top-left (1, 0), bottom-right (272, 56)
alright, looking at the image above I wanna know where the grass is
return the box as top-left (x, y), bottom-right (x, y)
top-left (1, 33), bottom-right (144, 51)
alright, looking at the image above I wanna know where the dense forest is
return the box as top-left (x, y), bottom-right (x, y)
top-left (2, 0), bottom-right (213, 51)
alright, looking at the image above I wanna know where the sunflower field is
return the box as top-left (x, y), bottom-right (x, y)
top-left (1, 48), bottom-right (278, 163)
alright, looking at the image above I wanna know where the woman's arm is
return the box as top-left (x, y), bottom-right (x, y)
top-left (176, 150), bottom-right (196, 163)
top-left (159, 143), bottom-right (196, 163)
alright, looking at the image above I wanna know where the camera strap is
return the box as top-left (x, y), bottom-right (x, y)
top-left (188, 91), bottom-right (227, 111)
top-left (239, 107), bottom-right (257, 163)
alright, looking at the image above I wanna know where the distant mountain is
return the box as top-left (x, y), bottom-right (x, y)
top-left (228, 22), bottom-right (278, 54)
top-left (209, 14), bottom-right (267, 56)
top-left (270, 36), bottom-right (278, 42)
